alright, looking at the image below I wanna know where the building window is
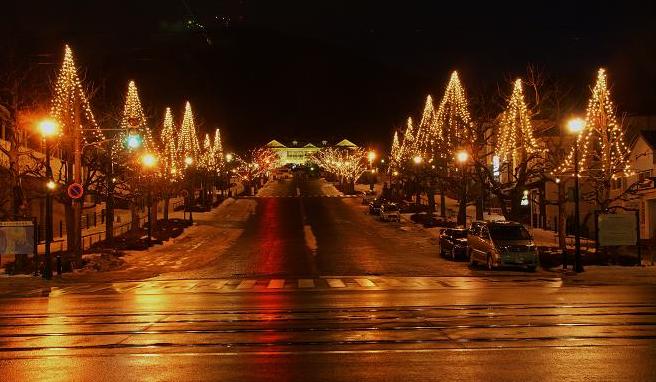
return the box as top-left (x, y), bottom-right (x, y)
top-left (637, 170), bottom-right (653, 189)
top-left (611, 177), bottom-right (623, 190)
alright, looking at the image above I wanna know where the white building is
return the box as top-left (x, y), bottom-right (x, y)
top-left (265, 139), bottom-right (358, 165)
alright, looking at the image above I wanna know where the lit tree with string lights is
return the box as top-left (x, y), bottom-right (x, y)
top-left (113, 80), bottom-right (160, 232)
top-left (49, 44), bottom-right (106, 257)
top-left (159, 107), bottom-right (180, 226)
top-left (212, 128), bottom-right (225, 171)
top-left (160, 107), bottom-right (178, 178)
top-left (411, 95), bottom-right (437, 161)
top-left (477, 77), bottom-right (546, 221)
top-left (434, 71), bottom-right (473, 155)
top-left (388, 130), bottom-right (401, 174)
top-left (432, 71), bottom-right (474, 218)
top-left (177, 101), bottom-right (200, 212)
top-left (553, 68), bottom-right (634, 211)
top-left (312, 147), bottom-right (368, 194)
top-left (178, 101), bottom-right (201, 164)
top-left (234, 147), bottom-right (280, 195)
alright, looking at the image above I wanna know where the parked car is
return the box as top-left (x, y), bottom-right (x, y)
top-left (398, 201), bottom-right (428, 214)
top-left (368, 197), bottom-right (387, 215)
top-left (380, 202), bottom-right (401, 222)
top-left (467, 221), bottom-right (538, 271)
top-left (410, 212), bottom-right (457, 228)
top-left (439, 228), bottom-right (468, 260)
top-left (361, 191), bottom-right (377, 205)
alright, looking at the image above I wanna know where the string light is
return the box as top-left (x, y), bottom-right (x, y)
top-left (312, 147), bottom-right (368, 182)
top-left (212, 128), bottom-right (225, 171)
top-left (50, 45), bottom-right (104, 143)
top-left (398, 116), bottom-right (415, 164)
top-left (496, 78), bottom-right (543, 165)
top-left (433, 71), bottom-right (473, 157)
top-left (389, 131), bottom-right (400, 173)
top-left (177, 101), bottom-right (200, 161)
top-left (114, 81), bottom-right (157, 158)
top-left (160, 107), bottom-right (179, 177)
top-left (412, 95), bottom-right (438, 160)
top-left (553, 68), bottom-right (633, 178)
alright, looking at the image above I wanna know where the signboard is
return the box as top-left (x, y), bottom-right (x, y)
top-left (0, 220), bottom-right (36, 256)
top-left (67, 183), bottom-right (84, 199)
top-left (598, 213), bottom-right (638, 246)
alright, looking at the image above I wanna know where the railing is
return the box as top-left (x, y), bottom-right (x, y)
top-left (42, 215), bottom-right (148, 253)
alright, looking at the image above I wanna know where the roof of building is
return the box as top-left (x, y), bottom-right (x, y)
top-left (265, 139), bottom-right (358, 148)
top-left (639, 130), bottom-right (656, 151)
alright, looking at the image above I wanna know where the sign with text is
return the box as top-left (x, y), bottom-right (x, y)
top-left (598, 213), bottom-right (638, 246)
top-left (0, 220), bottom-right (36, 255)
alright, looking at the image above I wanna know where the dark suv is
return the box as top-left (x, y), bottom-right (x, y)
top-left (439, 228), bottom-right (468, 260)
top-left (467, 221), bottom-right (538, 271)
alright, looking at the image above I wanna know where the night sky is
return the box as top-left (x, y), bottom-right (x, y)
top-left (4, 1), bottom-right (656, 152)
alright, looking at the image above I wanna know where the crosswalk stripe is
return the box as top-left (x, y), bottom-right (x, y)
top-left (237, 280), bottom-right (257, 289)
top-left (326, 279), bottom-right (346, 288)
top-left (211, 280), bottom-right (228, 289)
top-left (267, 279), bottom-right (285, 289)
top-left (355, 278), bottom-right (376, 287)
top-left (298, 279), bottom-right (315, 288)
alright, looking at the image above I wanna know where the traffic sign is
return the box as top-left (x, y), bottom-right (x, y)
top-left (67, 183), bottom-right (84, 199)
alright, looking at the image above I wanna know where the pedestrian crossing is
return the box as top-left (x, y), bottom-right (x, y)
top-left (243, 194), bottom-right (359, 198)
top-left (10, 276), bottom-right (563, 297)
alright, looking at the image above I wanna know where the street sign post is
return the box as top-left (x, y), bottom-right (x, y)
top-left (67, 183), bottom-right (84, 200)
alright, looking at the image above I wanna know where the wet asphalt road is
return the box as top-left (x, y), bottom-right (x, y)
top-left (1, 178), bottom-right (655, 381)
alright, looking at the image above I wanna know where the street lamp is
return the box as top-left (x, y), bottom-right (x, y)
top-left (38, 118), bottom-right (59, 279)
top-left (184, 156), bottom-right (195, 224)
top-left (141, 153), bottom-right (158, 247)
top-left (413, 155), bottom-right (423, 165)
top-left (567, 117), bottom-right (585, 273)
top-left (456, 149), bottom-right (469, 227)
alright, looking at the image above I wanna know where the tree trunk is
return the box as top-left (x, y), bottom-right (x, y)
top-left (150, 199), bottom-right (158, 232)
top-left (427, 191), bottom-right (435, 213)
top-left (557, 182), bottom-right (567, 250)
top-left (440, 186), bottom-right (446, 218)
top-left (163, 193), bottom-right (170, 225)
top-left (130, 202), bottom-right (140, 232)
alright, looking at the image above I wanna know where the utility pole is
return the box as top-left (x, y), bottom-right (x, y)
top-left (73, 102), bottom-right (82, 262)
top-left (105, 143), bottom-right (114, 246)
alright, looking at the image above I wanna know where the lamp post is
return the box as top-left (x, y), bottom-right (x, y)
top-left (141, 153), bottom-right (158, 247)
top-left (38, 119), bottom-right (59, 279)
top-left (456, 150), bottom-right (469, 227)
top-left (368, 150), bottom-right (376, 191)
top-left (568, 118), bottom-right (585, 273)
top-left (185, 156), bottom-right (194, 225)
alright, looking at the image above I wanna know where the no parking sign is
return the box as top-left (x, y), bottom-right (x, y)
top-left (67, 183), bottom-right (84, 199)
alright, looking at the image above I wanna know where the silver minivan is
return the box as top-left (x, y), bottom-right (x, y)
top-left (467, 221), bottom-right (538, 271)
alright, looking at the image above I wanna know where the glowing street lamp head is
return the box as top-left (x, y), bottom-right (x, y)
top-left (456, 150), bottom-right (469, 163)
top-left (367, 151), bottom-right (376, 162)
top-left (392, 170), bottom-right (399, 176)
top-left (184, 156), bottom-right (194, 166)
top-left (225, 153), bottom-right (234, 162)
top-left (38, 119), bottom-right (59, 138)
top-left (413, 155), bottom-right (423, 165)
top-left (46, 180), bottom-right (57, 190)
top-left (567, 118), bottom-right (585, 134)
top-left (126, 133), bottom-right (142, 149)
top-left (141, 153), bottom-right (158, 168)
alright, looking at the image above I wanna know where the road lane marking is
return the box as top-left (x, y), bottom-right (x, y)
top-left (383, 278), bottom-right (403, 287)
top-left (236, 280), bottom-right (257, 289)
top-left (327, 279), bottom-right (346, 288)
top-left (298, 279), bottom-right (315, 288)
top-left (267, 279), bottom-right (285, 289)
top-left (355, 278), bottom-right (376, 287)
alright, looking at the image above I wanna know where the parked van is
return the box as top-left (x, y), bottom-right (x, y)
top-left (467, 221), bottom-right (538, 271)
